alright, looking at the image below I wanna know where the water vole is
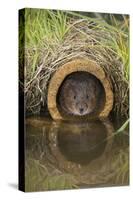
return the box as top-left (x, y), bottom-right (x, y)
top-left (57, 72), bottom-right (104, 116)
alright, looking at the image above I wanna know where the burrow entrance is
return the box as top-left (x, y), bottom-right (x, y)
top-left (47, 58), bottom-right (113, 120)
top-left (56, 71), bottom-right (106, 119)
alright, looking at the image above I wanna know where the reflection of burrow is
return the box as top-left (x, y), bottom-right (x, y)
top-left (48, 119), bottom-right (114, 185)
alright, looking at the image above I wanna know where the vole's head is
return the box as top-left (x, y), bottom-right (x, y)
top-left (59, 73), bottom-right (99, 116)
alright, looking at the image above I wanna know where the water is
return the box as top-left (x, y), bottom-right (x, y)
top-left (25, 116), bottom-right (129, 192)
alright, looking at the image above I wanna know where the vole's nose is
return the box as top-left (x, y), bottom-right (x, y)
top-left (80, 108), bottom-right (84, 113)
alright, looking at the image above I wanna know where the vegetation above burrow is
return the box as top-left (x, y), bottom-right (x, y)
top-left (19, 8), bottom-right (129, 118)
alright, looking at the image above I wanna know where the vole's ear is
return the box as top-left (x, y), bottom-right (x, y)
top-left (94, 82), bottom-right (97, 92)
top-left (88, 80), bottom-right (97, 91)
top-left (63, 80), bottom-right (73, 89)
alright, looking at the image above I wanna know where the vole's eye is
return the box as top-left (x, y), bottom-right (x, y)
top-left (74, 95), bottom-right (76, 99)
top-left (86, 95), bottom-right (89, 99)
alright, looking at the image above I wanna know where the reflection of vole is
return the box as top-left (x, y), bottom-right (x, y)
top-left (58, 72), bottom-right (104, 116)
top-left (57, 121), bottom-right (107, 165)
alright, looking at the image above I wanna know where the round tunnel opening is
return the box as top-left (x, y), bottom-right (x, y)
top-left (47, 59), bottom-right (113, 120)
top-left (56, 71), bottom-right (106, 119)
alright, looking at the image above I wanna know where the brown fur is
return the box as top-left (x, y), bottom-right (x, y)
top-left (58, 72), bottom-right (103, 116)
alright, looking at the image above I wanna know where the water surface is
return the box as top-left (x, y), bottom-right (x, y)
top-left (25, 116), bottom-right (129, 192)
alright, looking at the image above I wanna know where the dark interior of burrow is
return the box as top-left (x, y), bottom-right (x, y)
top-left (56, 71), bottom-right (106, 119)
